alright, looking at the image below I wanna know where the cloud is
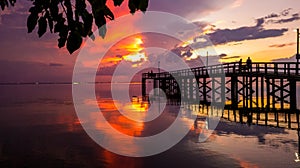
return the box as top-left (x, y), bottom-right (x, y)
top-left (269, 42), bottom-right (295, 48)
top-left (212, 10), bottom-right (297, 46)
top-left (148, 0), bottom-right (235, 19)
top-left (218, 53), bottom-right (241, 60)
top-left (264, 13), bottom-right (280, 19)
top-left (205, 19), bottom-right (288, 45)
top-left (259, 8), bottom-right (300, 25)
top-left (219, 53), bottom-right (227, 58)
top-left (268, 13), bottom-right (300, 24)
top-left (192, 21), bottom-right (211, 30)
top-left (231, 0), bottom-right (243, 8)
top-left (271, 54), bottom-right (296, 62)
top-left (170, 45), bottom-right (193, 58)
top-left (281, 8), bottom-right (292, 16)
top-left (220, 55), bottom-right (241, 60)
top-left (49, 63), bottom-right (64, 67)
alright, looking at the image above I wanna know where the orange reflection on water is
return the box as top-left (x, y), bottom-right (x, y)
top-left (101, 150), bottom-right (143, 168)
top-left (233, 156), bottom-right (259, 168)
top-left (96, 98), bottom-right (148, 137)
top-left (129, 101), bottom-right (149, 113)
top-left (81, 98), bottom-right (150, 155)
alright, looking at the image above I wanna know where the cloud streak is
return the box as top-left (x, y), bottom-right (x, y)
top-left (49, 63), bottom-right (64, 67)
top-left (148, 0), bottom-right (235, 19)
top-left (269, 42), bottom-right (295, 48)
top-left (267, 13), bottom-right (300, 24)
top-left (202, 8), bottom-right (299, 46)
top-left (206, 20), bottom-right (288, 45)
top-left (259, 8), bottom-right (300, 24)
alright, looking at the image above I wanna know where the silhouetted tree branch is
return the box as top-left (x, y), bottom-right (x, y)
top-left (0, 0), bottom-right (149, 54)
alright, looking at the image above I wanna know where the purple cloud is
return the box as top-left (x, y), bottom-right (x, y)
top-left (206, 21), bottom-right (288, 45)
top-left (148, 0), bottom-right (235, 18)
top-left (268, 13), bottom-right (300, 24)
top-left (259, 8), bottom-right (300, 25)
top-left (49, 63), bottom-right (64, 67)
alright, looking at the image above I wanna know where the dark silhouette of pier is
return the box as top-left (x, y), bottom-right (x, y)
top-left (142, 61), bottom-right (300, 129)
top-left (141, 30), bottom-right (300, 155)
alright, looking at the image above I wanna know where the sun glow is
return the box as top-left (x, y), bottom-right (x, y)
top-left (123, 52), bottom-right (147, 62)
top-left (121, 37), bottom-right (147, 64)
top-left (121, 37), bottom-right (144, 52)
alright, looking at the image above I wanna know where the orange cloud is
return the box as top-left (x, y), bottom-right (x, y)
top-left (106, 0), bottom-right (131, 19)
top-left (98, 35), bottom-right (146, 67)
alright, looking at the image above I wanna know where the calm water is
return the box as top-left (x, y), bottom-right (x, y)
top-left (0, 84), bottom-right (299, 167)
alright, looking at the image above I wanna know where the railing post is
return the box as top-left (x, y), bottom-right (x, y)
top-left (288, 63), bottom-right (291, 76)
top-left (265, 63), bottom-right (268, 74)
top-left (297, 62), bottom-right (299, 75)
top-left (274, 63), bottom-right (278, 74)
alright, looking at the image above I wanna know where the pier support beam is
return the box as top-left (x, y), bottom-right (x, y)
top-left (142, 78), bottom-right (146, 97)
top-left (290, 79), bottom-right (297, 111)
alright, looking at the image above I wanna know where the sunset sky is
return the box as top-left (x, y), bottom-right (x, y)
top-left (0, 0), bottom-right (300, 82)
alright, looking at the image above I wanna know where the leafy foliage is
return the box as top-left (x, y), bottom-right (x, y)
top-left (0, 0), bottom-right (16, 10)
top-left (0, 0), bottom-right (149, 54)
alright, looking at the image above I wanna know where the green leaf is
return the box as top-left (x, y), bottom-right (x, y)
top-left (64, 0), bottom-right (74, 28)
top-left (67, 31), bottom-right (82, 54)
top-left (45, 10), bottom-right (53, 33)
top-left (0, 0), bottom-right (9, 10)
top-left (54, 14), bottom-right (65, 33)
top-left (90, 0), bottom-right (109, 37)
top-left (93, 9), bottom-right (106, 28)
top-left (113, 0), bottom-right (124, 6)
top-left (139, 0), bottom-right (149, 12)
top-left (0, 1), bottom-right (6, 10)
top-left (58, 25), bottom-right (68, 48)
top-left (50, 0), bottom-right (59, 21)
top-left (75, 9), bottom-right (80, 22)
top-left (75, 0), bottom-right (86, 13)
top-left (9, 0), bottom-right (16, 6)
top-left (104, 5), bottom-right (114, 20)
top-left (88, 31), bottom-right (95, 41)
top-left (29, 6), bottom-right (37, 13)
top-left (98, 25), bottom-right (107, 39)
top-left (3, 0), bottom-right (8, 7)
top-left (27, 12), bottom-right (39, 33)
top-left (38, 16), bottom-right (47, 37)
top-left (128, 0), bottom-right (136, 14)
top-left (48, 18), bottom-right (53, 33)
top-left (81, 10), bottom-right (93, 37)
top-left (75, 21), bottom-right (86, 37)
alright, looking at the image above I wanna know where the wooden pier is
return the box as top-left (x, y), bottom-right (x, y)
top-left (142, 62), bottom-right (300, 128)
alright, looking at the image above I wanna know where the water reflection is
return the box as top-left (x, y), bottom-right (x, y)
top-left (0, 84), bottom-right (299, 167)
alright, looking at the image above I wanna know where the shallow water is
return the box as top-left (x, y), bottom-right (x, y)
top-left (0, 84), bottom-right (299, 167)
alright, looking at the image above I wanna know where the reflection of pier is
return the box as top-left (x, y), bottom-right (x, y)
top-left (142, 62), bottom-right (300, 129)
top-left (142, 61), bottom-right (300, 154)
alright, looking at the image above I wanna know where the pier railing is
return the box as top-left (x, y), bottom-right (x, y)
top-left (142, 62), bottom-right (300, 78)
top-left (142, 61), bottom-right (300, 112)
